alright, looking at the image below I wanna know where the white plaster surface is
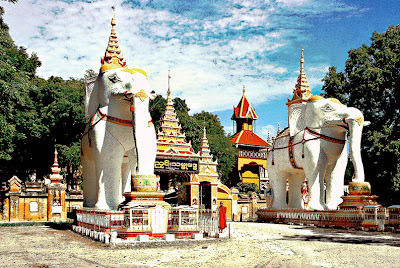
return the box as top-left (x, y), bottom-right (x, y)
top-left (268, 98), bottom-right (367, 210)
top-left (81, 68), bottom-right (157, 210)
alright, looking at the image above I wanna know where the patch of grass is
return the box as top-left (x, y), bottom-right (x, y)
top-left (0, 221), bottom-right (47, 227)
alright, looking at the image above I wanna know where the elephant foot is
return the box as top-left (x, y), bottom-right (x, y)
top-left (326, 200), bottom-right (342, 210)
top-left (94, 202), bottom-right (110, 211)
top-left (83, 200), bottom-right (96, 208)
top-left (307, 201), bottom-right (325, 211)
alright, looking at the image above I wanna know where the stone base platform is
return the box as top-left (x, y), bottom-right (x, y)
top-left (120, 191), bottom-right (171, 209)
top-left (338, 195), bottom-right (379, 210)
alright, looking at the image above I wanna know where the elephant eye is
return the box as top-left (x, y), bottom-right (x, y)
top-left (108, 73), bottom-right (122, 83)
top-left (125, 83), bottom-right (132, 90)
top-left (321, 103), bottom-right (335, 112)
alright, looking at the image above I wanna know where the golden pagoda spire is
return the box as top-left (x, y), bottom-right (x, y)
top-left (50, 148), bottom-right (63, 184)
top-left (100, 6), bottom-right (127, 72)
top-left (167, 70), bottom-right (171, 96)
top-left (292, 48), bottom-right (311, 101)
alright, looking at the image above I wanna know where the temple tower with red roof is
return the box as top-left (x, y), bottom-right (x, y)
top-left (231, 86), bottom-right (272, 190)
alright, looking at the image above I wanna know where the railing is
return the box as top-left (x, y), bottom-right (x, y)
top-left (256, 207), bottom-right (399, 230)
top-left (76, 209), bottom-right (124, 233)
top-left (198, 209), bottom-right (219, 236)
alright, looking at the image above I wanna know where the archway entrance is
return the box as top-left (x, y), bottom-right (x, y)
top-left (199, 181), bottom-right (211, 209)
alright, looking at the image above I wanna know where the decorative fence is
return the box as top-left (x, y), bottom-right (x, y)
top-left (256, 205), bottom-right (400, 231)
top-left (76, 207), bottom-right (222, 238)
top-left (198, 209), bottom-right (219, 236)
top-left (76, 209), bottom-right (124, 233)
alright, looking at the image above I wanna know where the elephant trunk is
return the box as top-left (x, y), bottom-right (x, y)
top-left (131, 99), bottom-right (138, 166)
top-left (347, 118), bottom-right (365, 182)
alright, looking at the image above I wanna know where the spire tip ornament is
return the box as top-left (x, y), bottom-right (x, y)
top-left (100, 6), bottom-right (127, 72)
top-left (287, 48), bottom-right (312, 104)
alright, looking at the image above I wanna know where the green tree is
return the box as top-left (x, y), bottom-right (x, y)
top-left (149, 94), bottom-right (167, 131)
top-left (0, 9), bottom-right (42, 179)
top-left (0, 9), bottom-right (86, 183)
top-left (321, 25), bottom-right (400, 205)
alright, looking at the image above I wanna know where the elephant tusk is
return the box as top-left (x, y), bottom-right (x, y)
top-left (355, 116), bottom-right (364, 126)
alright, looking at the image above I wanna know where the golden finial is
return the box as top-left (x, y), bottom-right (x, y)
top-left (300, 48), bottom-right (304, 73)
top-left (54, 148), bottom-right (58, 167)
top-left (243, 85), bottom-right (246, 94)
top-left (288, 48), bottom-right (312, 103)
top-left (167, 70), bottom-right (171, 96)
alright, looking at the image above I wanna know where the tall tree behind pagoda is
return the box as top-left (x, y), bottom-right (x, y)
top-left (0, 7), bottom-right (86, 183)
top-left (321, 25), bottom-right (400, 205)
top-left (0, 7), bottom-right (41, 179)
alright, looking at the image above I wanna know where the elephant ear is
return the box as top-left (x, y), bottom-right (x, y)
top-left (288, 103), bottom-right (306, 136)
top-left (84, 76), bottom-right (99, 118)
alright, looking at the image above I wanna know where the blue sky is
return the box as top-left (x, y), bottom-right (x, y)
top-left (2, 0), bottom-right (399, 140)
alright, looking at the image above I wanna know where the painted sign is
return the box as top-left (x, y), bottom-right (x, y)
top-left (238, 150), bottom-right (267, 159)
top-left (155, 158), bottom-right (199, 173)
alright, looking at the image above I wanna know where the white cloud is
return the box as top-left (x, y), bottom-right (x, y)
top-left (1, 0), bottom-right (361, 114)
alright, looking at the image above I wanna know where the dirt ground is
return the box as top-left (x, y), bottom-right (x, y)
top-left (0, 222), bottom-right (399, 268)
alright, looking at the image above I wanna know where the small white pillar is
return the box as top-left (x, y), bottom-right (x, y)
top-left (228, 222), bottom-right (233, 238)
top-left (191, 233), bottom-right (203, 240)
top-left (104, 234), bottom-right (110, 244)
top-left (137, 235), bottom-right (150, 242)
top-left (110, 231), bottom-right (117, 243)
top-left (163, 234), bottom-right (175, 241)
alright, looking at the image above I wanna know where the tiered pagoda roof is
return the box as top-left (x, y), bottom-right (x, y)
top-left (198, 127), bottom-right (218, 178)
top-left (231, 130), bottom-right (271, 148)
top-left (156, 87), bottom-right (200, 160)
top-left (100, 6), bottom-right (127, 72)
top-left (231, 86), bottom-right (258, 120)
top-left (286, 49), bottom-right (320, 106)
top-left (231, 86), bottom-right (271, 149)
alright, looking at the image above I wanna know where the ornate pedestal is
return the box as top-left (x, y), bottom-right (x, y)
top-left (118, 192), bottom-right (171, 239)
top-left (338, 181), bottom-right (380, 210)
top-left (121, 191), bottom-right (170, 209)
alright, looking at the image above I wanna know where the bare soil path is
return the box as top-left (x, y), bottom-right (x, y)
top-left (0, 223), bottom-right (399, 267)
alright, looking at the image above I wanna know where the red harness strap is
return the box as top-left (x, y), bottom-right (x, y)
top-left (97, 108), bottom-right (133, 127)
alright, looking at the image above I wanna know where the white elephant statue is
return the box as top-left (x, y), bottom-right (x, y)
top-left (81, 67), bottom-right (157, 210)
top-left (267, 97), bottom-right (369, 210)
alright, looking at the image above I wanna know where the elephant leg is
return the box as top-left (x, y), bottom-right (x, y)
top-left (94, 134), bottom-right (125, 210)
top-left (120, 153), bottom-right (131, 204)
top-left (305, 153), bottom-right (328, 210)
top-left (134, 114), bottom-right (156, 175)
top-left (325, 149), bottom-right (347, 209)
top-left (288, 174), bottom-right (303, 209)
top-left (271, 171), bottom-right (288, 209)
top-left (82, 154), bottom-right (97, 208)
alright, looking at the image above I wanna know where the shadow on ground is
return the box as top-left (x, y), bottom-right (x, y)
top-left (279, 226), bottom-right (400, 247)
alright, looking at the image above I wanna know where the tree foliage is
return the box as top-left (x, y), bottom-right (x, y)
top-left (321, 25), bottom-right (400, 205)
top-left (0, 12), bottom-right (86, 183)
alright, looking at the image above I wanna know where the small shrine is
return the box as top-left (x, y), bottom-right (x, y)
top-left (186, 127), bottom-right (238, 219)
top-left (154, 73), bottom-right (238, 219)
top-left (0, 149), bottom-right (83, 222)
top-left (231, 86), bottom-right (271, 190)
